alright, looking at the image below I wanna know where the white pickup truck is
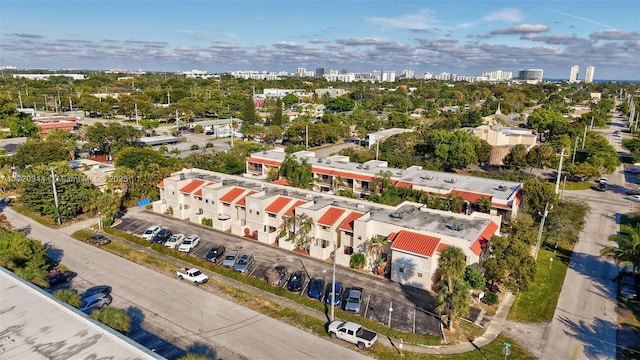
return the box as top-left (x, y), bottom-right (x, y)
top-left (176, 268), bottom-right (208, 286)
top-left (327, 321), bottom-right (378, 350)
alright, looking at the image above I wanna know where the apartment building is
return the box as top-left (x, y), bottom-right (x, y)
top-left (245, 149), bottom-right (522, 218)
top-left (154, 168), bottom-right (501, 289)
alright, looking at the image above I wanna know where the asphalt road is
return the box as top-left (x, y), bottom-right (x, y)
top-left (2, 207), bottom-right (372, 360)
top-left (113, 208), bottom-right (443, 336)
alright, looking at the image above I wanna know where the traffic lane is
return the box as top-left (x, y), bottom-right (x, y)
top-left (114, 213), bottom-right (442, 335)
top-left (5, 208), bottom-right (371, 360)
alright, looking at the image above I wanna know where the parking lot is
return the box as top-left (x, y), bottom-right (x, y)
top-left (114, 208), bottom-right (444, 336)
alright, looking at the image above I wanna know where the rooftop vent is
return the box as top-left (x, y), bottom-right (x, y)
top-left (313, 196), bottom-right (320, 203)
top-left (498, 185), bottom-right (507, 191)
top-left (281, 190), bottom-right (288, 196)
top-left (179, 173), bottom-right (186, 180)
top-left (449, 223), bottom-right (464, 231)
top-left (263, 150), bottom-right (268, 154)
top-left (389, 212), bottom-right (403, 219)
top-left (326, 160), bottom-right (331, 164)
top-left (357, 164), bottom-right (363, 169)
top-left (222, 180), bottom-right (229, 186)
top-left (305, 193), bottom-right (314, 199)
top-left (356, 204), bottom-right (365, 210)
top-left (317, 158), bottom-right (323, 163)
top-left (364, 165), bottom-right (370, 170)
top-left (332, 200), bottom-right (339, 206)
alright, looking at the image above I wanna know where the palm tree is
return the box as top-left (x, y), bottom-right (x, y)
top-left (601, 223), bottom-right (640, 273)
top-left (475, 196), bottom-right (492, 213)
top-left (438, 246), bottom-right (467, 330)
top-left (365, 236), bottom-right (385, 269)
top-left (278, 213), bottom-right (314, 253)
top-left (373, 170), bottom-right (392, 195)
top-left (435, 278), bottom-right (471, 333)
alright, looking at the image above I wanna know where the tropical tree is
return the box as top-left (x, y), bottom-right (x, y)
top-left (483, 234), bottom-right (536, 293)
top-left (0, 229), bottom-right (50, 287)
top-left (439, 246), bottom-right (467, 294)
top-left (278, 213), bottom-right (314, 253)
top-left (474, 196), bottom-right (492, 213)
top-left (54, 289), bottom-right (82, 307)
top-left (89, 307), bottom-right (131, 334)
top-left (435, 278), bottom-right (470, 333)
top-left (601, 223), bottom-right (640, 273)
top-left (349, 253), bottom-right (366, 269)
top-left (437, 246), bottom-right (467, 330)
top-left (365, 236), bottom-right (386, 268)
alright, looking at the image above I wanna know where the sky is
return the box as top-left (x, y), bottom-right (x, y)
top-left (1, 0), bottom-right (639, 80)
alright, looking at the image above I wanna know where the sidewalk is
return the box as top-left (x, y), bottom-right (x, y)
top-left (27, 206), bottom-right (517, 356)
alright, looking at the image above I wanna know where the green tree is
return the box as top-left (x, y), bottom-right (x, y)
top-left (54, 289), bottom-right (82, 307)
top-left (483, 234), bottom-right (536, 293)
top-left (435, 278), bottom-right (470, 332)
top-left (278, 213), bottom-right (314, 253)
top-left (601, 222), bottom-right (640, 273)
top-left (12, 139), bottom-right (72, 167)
top-left (6, 113), bottom-right (40, 138)
top-left (463, 266), bottom-right (486, 290)
top-left (349, 253), bottom-right (366, 269)
top-left (522, 178), bottom-right (557, 218)
top-left (437, 246), bottom-right (467, 330)
top-left (503, 144), bottom-right (529, 169)
top-left (89, 307), bottom-right (131, 334)
top-left (0, 229), bottom-right (50, 287)
top-left (18, 163), bottom-right (97, 222)
top-left (279, 154), bottom-right (313, 190)
top-left (114, 147), bottom-right (166, 169)
top-left (526, 108), bottom-right (564, 135)
top-left (84, 122), bottom-right (142, 155)
top-left (241, 96), bottom-right (258, 125)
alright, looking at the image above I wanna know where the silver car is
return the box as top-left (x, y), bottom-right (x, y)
top-left (79, 293), bottom-right (112, 314)
top-left (222, 250), bottom-right (239, 268)
top-left (233, 254), bottom-right (254, 274)
top-left (344, 287), bottom-right (363, 314)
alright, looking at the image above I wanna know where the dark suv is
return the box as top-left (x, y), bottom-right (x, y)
top-left (204, 245), bottom-right (226, 262)
top-left (151, 229), bottom-right (172, 244)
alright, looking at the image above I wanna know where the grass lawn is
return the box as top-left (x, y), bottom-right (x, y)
top-left (508, 245), bottom-right (572, 322)
top-left (563, 181), bottom-right (594, 191)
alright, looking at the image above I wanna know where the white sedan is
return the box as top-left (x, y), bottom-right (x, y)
top-left (165, 233), bottom-right (185, 249)
top-left (178, 234), bottom-right (200, 253)
top-left (625, 195), bottom-right (640, 203)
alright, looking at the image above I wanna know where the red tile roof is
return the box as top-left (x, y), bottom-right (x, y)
top-left (236, 191), bottom-right (257, 207)
top-left (393, 180), bottom-right (413, 188)
top-left (179, 179), bottom-right (206, 194)
top-left (283, 200), bottom-right (307, 217)
top-left (312, 167), bottom-right (374, 182)
top-left (157, 181), bottom-right (165, 188)
top-left (272, 178), bottom-right (289, 186)
top-left (194, 182), bottom-right (214, 197)
top-left (491, 202), bottom-right (512, 210)
top-left (451, 190), bottom-right (490, 203)
top-left (265, 196), bottom-right (293, 214)
top-left (387, 232), bottom-right (398, 241)
top-left (390, 230), bottom-right (441, 257)
top-left (436, 243), bottom-right (449, 253)
top-left (317, 207), bottom-right (347, 227)
top-left (338, 211), bottom-right (364, 232)
top-left (470, 221), bottom-right (498, 255)
top-left (219, 187), bottom-right (247, 203)
top-left (247, 157), bottom-right (283, 167)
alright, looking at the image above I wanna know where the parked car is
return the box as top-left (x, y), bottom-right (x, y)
top-left (86, 234), bottom-right (111, 246)
top-left (286, 271), bottom-right (305, 292)
top-left (222, 250), bottom-right (239, 268)
top-left (79, 293), bottom-right (112, 314)
top-left (81, 285), bottom-right (112, 299)
top-left (204, 245), bottom-right (226, 262)
top-left (178, 234), bottom-right (200, 252)
top-left (307, 278), bottom-right (324, 300)
top-left (594, 183), bottom-right (608, 192)
top-left (599, 177), bottom-right (608, 184)
top-left (233, 254), bottom-right (254, 274)
top-left (344, 287), bottom-right (363, 314)
top-left (265, 265), bottom-right (287, 286)
top-left (626, 188), bottom-right (640, 195)
top-left (627, 167), bottom-right (640, 174)
top-left (327, 321), bottom-right (378, 349)
top-left (324, 282), bottom-right (343, 307)
top-left (165, 233), bottom-right (185, 249)
top-left (141, 225), bottom-right (161, 240)
top-left (151, 229), bottom-right (172, 244)
top-left (46, 270), bottom-right (77, 287)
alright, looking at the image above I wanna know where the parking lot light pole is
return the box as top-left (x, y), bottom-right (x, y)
top-left (388, 303), bottom-right (393, 328)
top-left (331, 241), bottom-right (337, 321)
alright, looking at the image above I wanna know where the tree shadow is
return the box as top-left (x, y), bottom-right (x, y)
top-left (126, 306), bottom-right (145, 332)
top-left (566, 251), bottom-right (618, 298)
top-left (557, 315), bottom-right (616, 359)
top-left (186, 342), bottom-right (217, 359)
top-left (44, 242), bottom-right (64, 268)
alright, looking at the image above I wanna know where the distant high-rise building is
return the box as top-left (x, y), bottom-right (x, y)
top-left (315, 67), bottom-right (325, 78)
top-left (482, 69), bottom-right (512, 81)
top-left (518, 69), bottom-right (544, 81)
top-left (584, 66), bottom-right (595, 83)
top-left (569, 65), bottom-right (579, 83)
top-left (402, 69), bottom-right (414, 79)
top-left (381, 70), bottom-right (395, 82)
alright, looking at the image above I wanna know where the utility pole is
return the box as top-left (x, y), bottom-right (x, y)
top-left (581, 126), bottom-right (588, 150)
top-left (305, 125), bottom-right (309, 149)
top-left (555, 148), bottom-right (567, 194)
top-left (534, 202), bottom-right (552, 260)
top-left (18, 91), bottom-right (23, 109)
top-left (134, 103), bottom-right (139, 127)
top-left (572, 138), bottom-right (579, 163)
top-left (50, 168), bottom-right (61, 226)
top-left (330, 241), bottom-right (337, 321)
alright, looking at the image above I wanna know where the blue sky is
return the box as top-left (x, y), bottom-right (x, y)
top-left (1, 0), bottom-right (639, 80)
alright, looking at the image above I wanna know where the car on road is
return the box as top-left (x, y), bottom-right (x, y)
top-left (79, 293), bottom-right (112, 314)
top-left (324, 282), bottom-right (342, 307)
top-left (344, 287), bottom-right (363, 314)
top-left (327, 321), bottom-right (378, 350)
top-left (141, 225), bottom-right (161, 240)
top-left (286, 271), bottom-right (305, 292)
top-left (222, 250), bottom-right (239, 268)
top-left (626, 188), bottom-right (640, 195)
top-left (204, 245), bottom-right (226, 262)
top-left (265, 265), bottom-right (287, 286)
top-left (599, 177), bottom-right (608, 184)
top-left (46, 270), bottom-right (77, 287)
top-left (178, 234), bottom-right (200, 252)
top-left (81, 285), bottom-right (112, 299)
top-left (86, 234), bottom-right (111, 246)
top-left (151, 229), bottom-right (172, 244)
top-left (307, 278), bottom-right (324, 300)
top-left (233, 254), bottom-right (254, 274)
top-left (165, 233), bottom-right (185, 249)
top-left (594, 183), bottom-right (608, 192)
top-left (626, 195), bottom-right (640, 203)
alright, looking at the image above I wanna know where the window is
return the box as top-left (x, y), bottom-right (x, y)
top-left (345, 231), bottom-right (353, 237)
top-left (249, 209), bottom-right (252, 214)
top-left (417, 272), bottom-right (422, 278)
top-left (343, 246), bottom-right (353, 255)
top-left (205, 199), bottom-right (209, 204)
top-left (320, 225), bottom-right (329, 231)
top-left (195, 196), bottom-right (202, 201)
top-left (223, 203), bottom-right (230, 207)
top-left (257, 211), bottom-right (260, 215)
top-left (357, 236), bottom-right (362, 240)
top-left (399, 267), bottom-right (405, 273)
top-left (268, 213), bottom-right (276, 218)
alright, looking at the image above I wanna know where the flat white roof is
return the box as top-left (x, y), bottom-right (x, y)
top-left (0, 268), bottom-right (161, 359)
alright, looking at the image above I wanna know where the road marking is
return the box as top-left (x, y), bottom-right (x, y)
top-left (598, 215), bottom-right (604, 232)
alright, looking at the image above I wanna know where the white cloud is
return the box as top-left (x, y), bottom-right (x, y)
top-left (483, 8), bottom-right (524, 22)
top-left (365, 9), bottom-right (439, 32)
top-left (491, 24), bottom-right (549, 35)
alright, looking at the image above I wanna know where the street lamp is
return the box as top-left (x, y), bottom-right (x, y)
top-left (330, 241), bottom-right (337, 321)
top-left (534, 202), bottom-right (552, 260)
top-left (388, 303), bottom-right (393, 328)
top-left (49, 168), bottom-right (61, 226)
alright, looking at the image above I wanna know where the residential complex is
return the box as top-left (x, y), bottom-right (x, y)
top-left (467, 124), bottom-right (537, 166)
top-left (585, 66), bottom-right (595, 83)
top-left (569, 65), bottom-right (579, 83)
top-left (153, 165), bottom-right (505, 289)
top-left (518, 69), bottom-right (544, 82)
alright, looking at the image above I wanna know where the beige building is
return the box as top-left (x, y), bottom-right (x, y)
top-left (154, 168), bottom-right (501, 289)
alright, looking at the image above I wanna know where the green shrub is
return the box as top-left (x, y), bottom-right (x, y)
top-left (54, 289), bottom-right (82, 307)
top-left (205, 142), bottom-right (214, 148)
top-left (464, 266), bottom-right (486, 290)
top-left (191, 144), bottom-right (200, 150)
top-left (349, 253), bottom-right (366, 269)
top-left (482, 292), bottom-right (499, 305)
top-left (201, 218), bottom-right (213, 227)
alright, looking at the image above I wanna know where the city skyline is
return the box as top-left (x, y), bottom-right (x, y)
top-left (1, 1), bottom-right (639, 80)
